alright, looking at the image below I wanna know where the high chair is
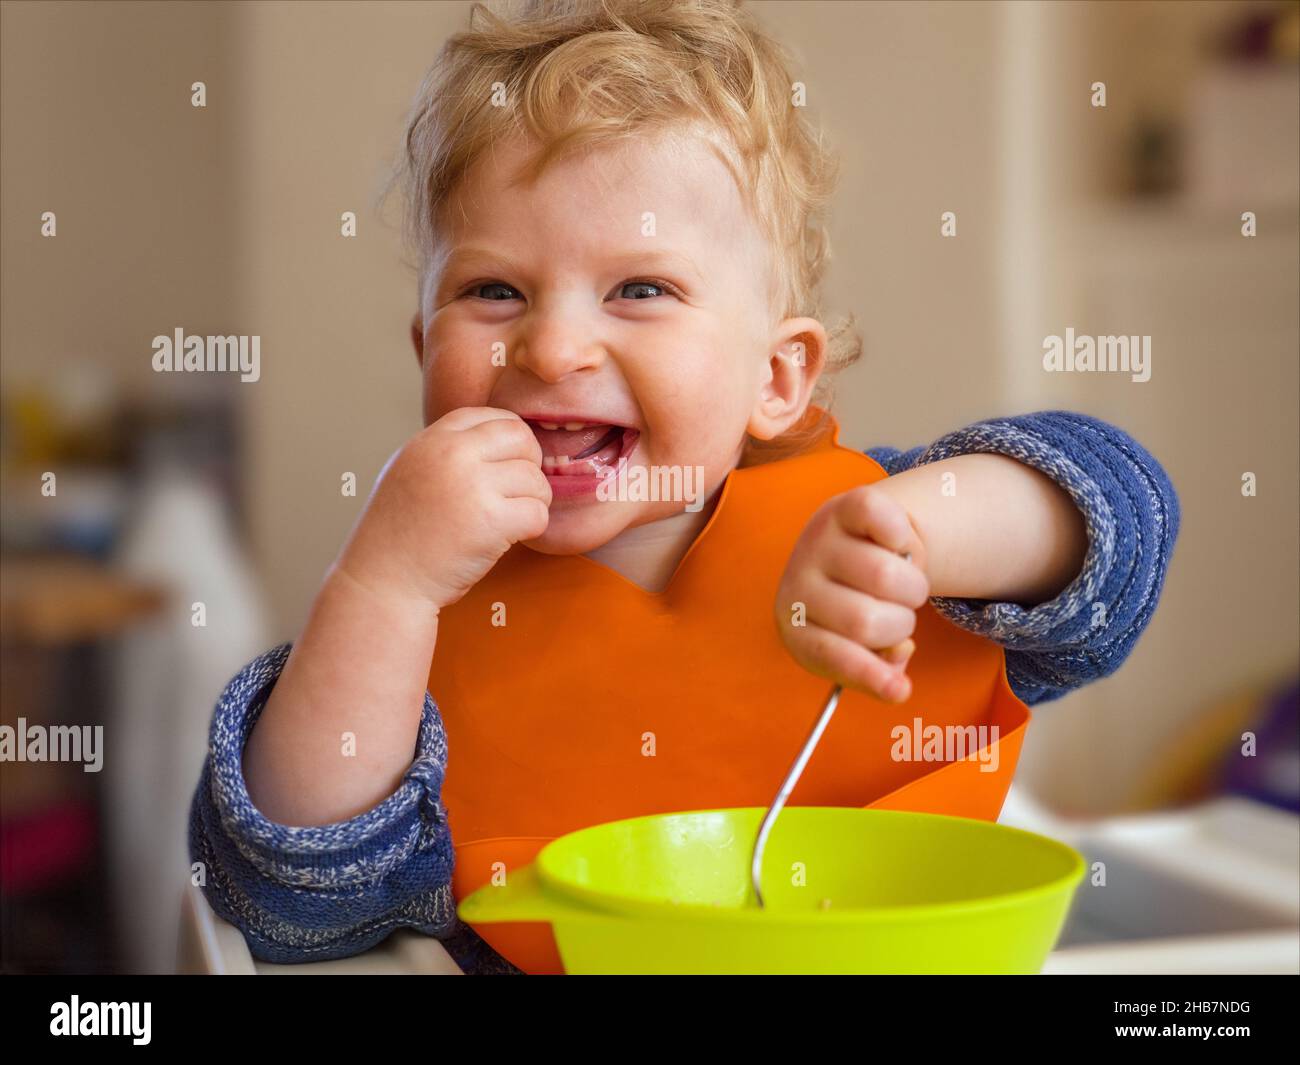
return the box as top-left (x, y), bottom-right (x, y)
top-left (175, 881), bottom-right (464, 974)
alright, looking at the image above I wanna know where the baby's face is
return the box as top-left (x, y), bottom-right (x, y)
top-left (415, 128), bottom-right (817, 555)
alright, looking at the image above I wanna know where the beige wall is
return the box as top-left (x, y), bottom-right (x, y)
top-left (759, 0), bottom-right (1005, 451)
top-left (230, 1), bottom-right (472, 631)
top-left (0, 0), bottom-right (237, 396)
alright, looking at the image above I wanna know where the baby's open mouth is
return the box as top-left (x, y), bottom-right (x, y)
top-left (525, 420), bottom-right (638, 476)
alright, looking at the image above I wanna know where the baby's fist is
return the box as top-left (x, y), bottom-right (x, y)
top-left (774, 484), bottom-right (930, 702)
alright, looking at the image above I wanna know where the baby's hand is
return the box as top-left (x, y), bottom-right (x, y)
top-left (774, 484), bottom-right (930, 702)
top-left (336, 407), bottom-right (552, 610)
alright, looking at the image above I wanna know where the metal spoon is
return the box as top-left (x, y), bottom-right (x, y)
top-left (751, 551), bottom-right (913, 909)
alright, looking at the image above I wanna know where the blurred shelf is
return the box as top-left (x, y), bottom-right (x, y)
top-left (0, 554), bottom-right (167, 645)
top-left (1066, 196), bottom-right (1300, 269)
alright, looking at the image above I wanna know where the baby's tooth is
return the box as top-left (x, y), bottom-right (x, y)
top-left (564, 421), bottom-right (584, 431)
top-left (554, 455), bottom-right (570, 466)
top-left (541, 456), bottom-right (557, 470)
top-left (540, 421), bottom-right (561, 430)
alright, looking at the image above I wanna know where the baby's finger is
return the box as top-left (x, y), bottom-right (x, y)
top-left (438, 405), bottom-right (529, 432)
top-left (877, 637), bottom-right (915, 666)
top-left (466, 413), bottom-right (544, 465)
top-left (821, 533), bottom-right (929, 608)
top-left (489, 458), bottom-right (553, 506)
top-left (793, 621), bottom-right (912, 703)
top-left (493, 494), bottom-right (551, 545)
top-left (834, 485), bottom-right (916, 558)
top-left (806, 574), bottom-right (916, 650)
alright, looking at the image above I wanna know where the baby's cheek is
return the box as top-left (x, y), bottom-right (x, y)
top-left (423, 356), bottom-right (494, 421)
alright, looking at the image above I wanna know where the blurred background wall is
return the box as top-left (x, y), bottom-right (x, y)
top-left (2, 0), bottom-right (1296, 973)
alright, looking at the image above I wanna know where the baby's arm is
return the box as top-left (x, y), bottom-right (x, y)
top-left (867, 410), bottom-right (1180, 706)
top-left (240, 573), bottom-right (442, 826)
top-left (871, 449), bottom-right (1089, 605)
top-left (187, 407), bottom-right (548, 972)
top-left (188, 644), bottom-right (519, 972)
top-left (242, 408), bottom-right (549, 827)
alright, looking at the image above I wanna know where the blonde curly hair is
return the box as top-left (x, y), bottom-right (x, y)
top-left (394, 0), bottom-right (861, 464)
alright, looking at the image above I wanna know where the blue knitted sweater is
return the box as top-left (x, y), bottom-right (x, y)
top-left (188, 410), bottom-right (1180, 974)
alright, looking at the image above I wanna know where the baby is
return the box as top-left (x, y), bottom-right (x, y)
top-left (190, 0), bottom-right (1179, 975)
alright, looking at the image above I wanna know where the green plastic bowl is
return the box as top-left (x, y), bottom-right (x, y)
top-left (457, 807), bottom-right (1086, 974)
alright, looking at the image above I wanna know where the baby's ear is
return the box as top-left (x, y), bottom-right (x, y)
top-left (749, 317), bottom-right (827, 439)
top-left (782, 318), bottom-right (827, 382)
top-left (410, 312), bottom-right (425, 368)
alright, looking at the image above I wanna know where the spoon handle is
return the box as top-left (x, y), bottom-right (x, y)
top-left (750, 682), bottom-right (844, 907)
top-left (751, 551), bottom-right (915, 907)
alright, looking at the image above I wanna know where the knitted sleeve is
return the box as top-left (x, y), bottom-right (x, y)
top-left (865, 410), bottom-right (1180, 706)
top-left (187, 643), bottom-right (522, 974)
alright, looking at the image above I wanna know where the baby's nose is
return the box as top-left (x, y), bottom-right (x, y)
top-left (513, 312), bottom-right (604, 382)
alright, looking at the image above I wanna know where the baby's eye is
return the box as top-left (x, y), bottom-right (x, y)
top-left (467, 281), bottom-right (521, 301)
top-left (616, 279), bottom-right (677, 300)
